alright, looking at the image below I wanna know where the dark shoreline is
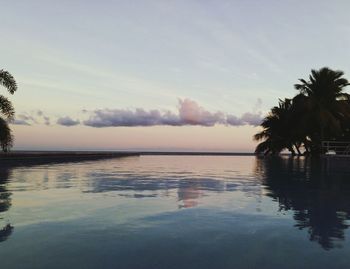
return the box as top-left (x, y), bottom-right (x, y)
top-left (0, 151), bottom-right (255, 167)
top-left (0, 151), bottom-right (140, 167)
top-left (0, 151), bottom-right (255, 158)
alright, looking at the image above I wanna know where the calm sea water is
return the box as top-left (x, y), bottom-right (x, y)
top-left (1, 155), bottom-right (350, 269)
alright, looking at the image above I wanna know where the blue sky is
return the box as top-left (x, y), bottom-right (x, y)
top-left (2, 1), bottom-right (350, 151)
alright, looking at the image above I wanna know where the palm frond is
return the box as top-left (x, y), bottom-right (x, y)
top-left (255, 141), bottom-right (270, 154)
top-left (0, 70), bottom-right (17, 94)
top-left (254, 131), bottom-right (268, 141)
top-left (0, 95), bottom-right (15, 120)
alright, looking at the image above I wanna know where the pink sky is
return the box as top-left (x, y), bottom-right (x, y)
top-left (13, 124), bottom-right (259, 152)
top-left (4, 1), bottom-right (350, 152)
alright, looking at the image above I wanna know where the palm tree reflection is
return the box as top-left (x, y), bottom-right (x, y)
top-left (255, 157), bottom-right (350, 250)
top-left (0, 166), bottom-right (13, 242)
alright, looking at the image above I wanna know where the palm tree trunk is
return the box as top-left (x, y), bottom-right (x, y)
top-left (294, 143), bottom-right (302, 156)
top-left (288, 146), bottom-right (296, 156)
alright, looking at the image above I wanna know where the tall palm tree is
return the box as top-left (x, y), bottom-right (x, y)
top-left (254, 67), bottom-right (350, 156)
top-left (294, 67), bottom-right (350, 153)
top-left (254, 99), bottom-right (299, 155)
top-left (0, 70), bottom-right (17, 152)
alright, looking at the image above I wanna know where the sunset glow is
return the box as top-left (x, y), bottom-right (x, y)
top-left (2, 1), bottom-right (350, 151)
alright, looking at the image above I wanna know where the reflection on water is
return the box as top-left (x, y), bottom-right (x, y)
top-left (0, 166), bottom-right (13, 242)
top-left (1, 156), bottom-right (350, 268)
top-left (0, 224), bottom-right (13, 242)
top-left (255, 157), bottom-right (350, 250)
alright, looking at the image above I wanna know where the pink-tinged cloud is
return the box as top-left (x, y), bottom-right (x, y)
top-left (178, 99), bottom-right (225, 126)
top-left (83, 98), bottom-right (263, 127)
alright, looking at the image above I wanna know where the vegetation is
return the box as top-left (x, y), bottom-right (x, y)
top-left (0, 69), bottom-right (17, 152)
top-left (254, 67), bottom-right (350, 155)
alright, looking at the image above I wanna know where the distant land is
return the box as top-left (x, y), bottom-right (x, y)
top-left (0, 150), bottom-right (255, 158)
top-left (0, 151), bottom-right (255, 167)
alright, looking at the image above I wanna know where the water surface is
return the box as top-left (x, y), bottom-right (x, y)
top-left (0, 156), bottom-right (350, 268)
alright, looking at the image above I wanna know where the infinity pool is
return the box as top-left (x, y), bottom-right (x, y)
top-left (0, 156), bottom-right (350, 268)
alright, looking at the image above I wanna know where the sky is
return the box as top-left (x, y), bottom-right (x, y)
top-left (2, 0), bottom-right (350, 152)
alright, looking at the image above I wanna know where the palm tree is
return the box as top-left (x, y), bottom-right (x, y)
top-left (254, 99), bottom-right (299, 155)
top-left (0, 70), bottom-right (17, 152)
top-left (294, 67), bottom-right (350, 153)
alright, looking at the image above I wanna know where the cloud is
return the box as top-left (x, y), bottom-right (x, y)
top-left (19, 114), bottom-right (36, 122)
top-left (84, 98), bottom-right (263, 128)
top-left (11, 110), bottom-right (50, 126)
top-left (178, 99), bottom-right (225, 126)
top-left (57, 116), bottom-right (80, 127)
top-left (226, 115), bottom-right (242, 126)
top-left (11, 99), bottom-right (263, 128)
top-left (12, 114), bottom-right (35, 126)
top-left (239, 112), bottom-right (263, 126)
top-left (226, 112), bottom-right (262, 126)
top-left (12, 119), bottom-right (31, 126)
top-left (84, 108), bottom-right (178, 127)
top-left (43, 116), bottom-right (50, 126)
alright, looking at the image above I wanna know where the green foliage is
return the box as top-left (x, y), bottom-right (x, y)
top-left (0, 69), bottom-right (17, 152)
top-left (255, 67), bottom-right (350, 155)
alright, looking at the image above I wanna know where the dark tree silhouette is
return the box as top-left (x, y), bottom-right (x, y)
top-left (0, 69), bottom-right (17, 152)
top-left (254, 99), bottom-right (294, 155)
top-left (294, 67), bottom-right (350, 153)
top-left (255, 67), bottom-right (350, 155)
top-left (254, 99), bottom-right (308, 155)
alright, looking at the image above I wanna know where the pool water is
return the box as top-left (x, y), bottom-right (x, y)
top-left (0, 156), bottom-right (350, 269)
